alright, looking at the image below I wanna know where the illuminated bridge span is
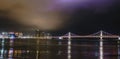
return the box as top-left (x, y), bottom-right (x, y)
top-left (56, 31), bottom-right (119, 39)
top-left (0, 30), bottom-right (119, 39)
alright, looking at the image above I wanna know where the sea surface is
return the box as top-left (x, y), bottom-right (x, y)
top-left (0, 38), bottom-right (119, 59)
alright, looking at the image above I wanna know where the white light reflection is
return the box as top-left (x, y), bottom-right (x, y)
top-left (0, 38), bottom-right (5, 58)
top-left (8, 48), bottom-right (13, 59)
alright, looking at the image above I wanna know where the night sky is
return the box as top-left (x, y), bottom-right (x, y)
top-left (69, 7), bottom-right (119, 34)
top-left (0, 0), bottom-right (120, 35)
top-left (59, 2), bottom-right (120, 35)
top-left (62, 5), bottom-right (120, 34)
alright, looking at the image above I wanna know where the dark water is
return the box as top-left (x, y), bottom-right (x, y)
top-left (0, 38), bottom-right (119, 59)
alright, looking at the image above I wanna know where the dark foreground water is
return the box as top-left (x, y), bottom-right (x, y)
top-left (0, 38), bottom-right (119, 59)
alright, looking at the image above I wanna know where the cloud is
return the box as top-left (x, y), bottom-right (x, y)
top-left (0, 0), bottom-right (69, 31)
top-left (53, 0), bottom-right (118, 12)
top-left (0, 0), bottom-right (118, 31)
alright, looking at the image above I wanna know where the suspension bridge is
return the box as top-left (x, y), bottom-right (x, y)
top-left (0, 30), bottom-right (119, 39)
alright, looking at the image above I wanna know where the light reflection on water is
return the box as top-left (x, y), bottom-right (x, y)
top-left (0, 38), bottom-right (119, 59)
top-left (0, 38), bottom-right (51, 59)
